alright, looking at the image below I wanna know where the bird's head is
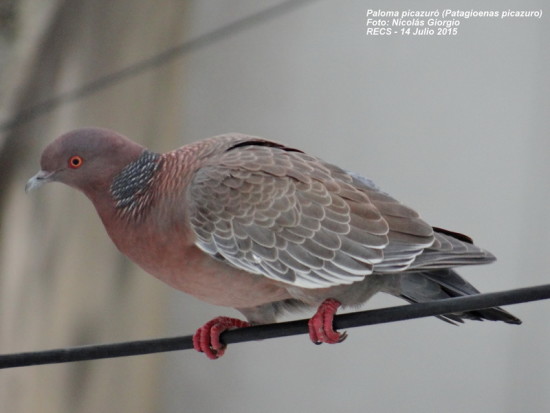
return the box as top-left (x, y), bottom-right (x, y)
top-left (26, 127), bottom-right (145, 195)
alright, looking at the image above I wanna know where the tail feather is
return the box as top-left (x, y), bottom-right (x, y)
top-left (390, 269), bottom-right (521, 325)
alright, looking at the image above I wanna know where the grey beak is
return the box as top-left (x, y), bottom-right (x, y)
top-left (25, 170), bottom-right (54, 193)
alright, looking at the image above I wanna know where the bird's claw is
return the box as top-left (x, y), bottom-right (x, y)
top-left (308, 298), bottom-right (346, 345)
top-left (193, 316), bottom-right (251, 359)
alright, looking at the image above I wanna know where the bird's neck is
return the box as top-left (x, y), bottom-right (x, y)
top-left (87, 148), bottom-right (196, 245)
top-left (81, 149), bottom-right (162, 238)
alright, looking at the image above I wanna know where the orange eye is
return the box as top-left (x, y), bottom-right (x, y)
top-left (68, 155), bottom-right (84, 169)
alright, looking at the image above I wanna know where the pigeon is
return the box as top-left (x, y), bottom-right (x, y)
top-left (26, 127), bottom-right (521, 359)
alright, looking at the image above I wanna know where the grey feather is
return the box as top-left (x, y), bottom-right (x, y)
top-left (380, 269), bottom-right (521, 325)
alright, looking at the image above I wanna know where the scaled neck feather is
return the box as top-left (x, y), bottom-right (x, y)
top-left (110, 150), bottom-right (162, 221)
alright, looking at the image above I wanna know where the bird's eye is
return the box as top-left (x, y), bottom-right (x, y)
top-left (68, 155), bottom-right (84, 169)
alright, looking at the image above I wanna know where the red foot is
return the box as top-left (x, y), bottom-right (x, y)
top-left (308, 298), bottom-right (347, 345)
top-left (193, 316), bottom-right (251, 359)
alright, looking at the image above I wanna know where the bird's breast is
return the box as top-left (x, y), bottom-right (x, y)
top-left (107, 219), bottom-right (291, 308)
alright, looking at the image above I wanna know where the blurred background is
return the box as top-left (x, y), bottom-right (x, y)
top-left (0, 0), bottom-right (548, 412)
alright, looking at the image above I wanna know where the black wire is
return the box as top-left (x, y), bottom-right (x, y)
top-left (1, 283), bottom-right (548, 369)
top-left (0, 0), bottom-right (319, 133)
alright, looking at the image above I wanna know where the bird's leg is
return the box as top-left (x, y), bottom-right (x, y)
top-left (308, 298), bottom-right (347, 345)
top-left (193, 316), bottom-right (251, 359)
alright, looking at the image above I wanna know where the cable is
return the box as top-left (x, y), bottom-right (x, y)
top-left (1, 283), bottom-right (548, 369)
top-left (0, 0), bottom-right (319, 133)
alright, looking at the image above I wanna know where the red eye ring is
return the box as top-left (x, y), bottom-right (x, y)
top-left (68, 155), bottom-right (84, 169)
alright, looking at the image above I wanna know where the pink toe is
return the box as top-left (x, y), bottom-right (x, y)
top-left (193, 316), bottom-right (250, 359)
top-left (308, 299), bottom-right (345, 345)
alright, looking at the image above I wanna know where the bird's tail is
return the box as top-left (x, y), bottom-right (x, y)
top-left (383, 269), bottom-right (522, 325)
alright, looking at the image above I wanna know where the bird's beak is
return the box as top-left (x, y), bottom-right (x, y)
top-left (25, 170), bottom-right (54, 193)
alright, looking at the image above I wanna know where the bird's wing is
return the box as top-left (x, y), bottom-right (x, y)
top-left (186, 139), bottom-right (434, 288)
